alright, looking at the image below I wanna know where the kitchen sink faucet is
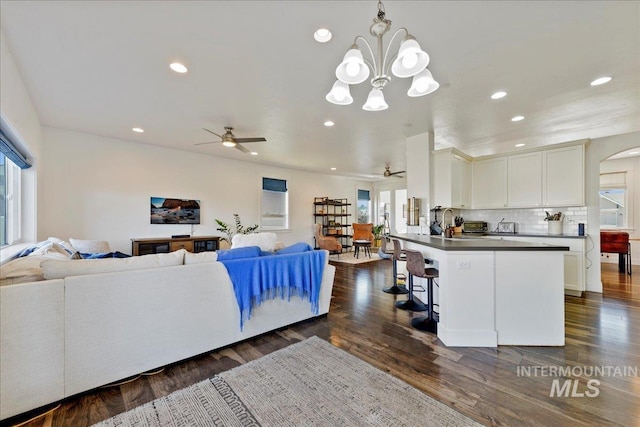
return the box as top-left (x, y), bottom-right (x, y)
top-left (441, 208), bottom-right (454, 235)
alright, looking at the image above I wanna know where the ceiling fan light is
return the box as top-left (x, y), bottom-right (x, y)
top-left (407, 68), bottom-right (439, 97)
top-left (326, 80), bottom-right (353, 105)
top-left (335, 45), bottom-right (370, 84)
top-left (391, 37), bottom-right (430, 78)
top-left (362, 88), bottom-right (388, 111)
top-left (222, 140), bottom-right (236, 147)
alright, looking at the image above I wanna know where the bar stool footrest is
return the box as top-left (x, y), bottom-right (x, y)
top-left (382, 285), bottom-right (409, 294)
top-left (395, 299), bottom-right (428, 312)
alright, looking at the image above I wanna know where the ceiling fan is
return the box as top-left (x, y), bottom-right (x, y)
top-left (382, 166), bottom-right (405, 178)
top-left (195, 126), bottom-right (266, 154)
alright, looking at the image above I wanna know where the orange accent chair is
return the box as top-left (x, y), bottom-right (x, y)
top-left (313, 224), bottom-right (342, 254)
top-left (352, 223), bottom-right (374, 242)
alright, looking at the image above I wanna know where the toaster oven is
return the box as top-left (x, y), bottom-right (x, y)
top-left (463, 221), bottom-right (488, 233)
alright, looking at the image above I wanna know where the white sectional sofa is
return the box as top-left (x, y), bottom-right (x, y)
top-left (0, 247), bottom-right (335, 420)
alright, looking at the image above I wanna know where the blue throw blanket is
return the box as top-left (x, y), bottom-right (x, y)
top-left (220, 250), bottom-right (326, 329)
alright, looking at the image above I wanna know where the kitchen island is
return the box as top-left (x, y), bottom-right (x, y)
top-left (391, 233), bottom-right (569, 347)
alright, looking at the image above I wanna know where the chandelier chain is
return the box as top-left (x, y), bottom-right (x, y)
top-left (377, 0), bottom-right (386, 20)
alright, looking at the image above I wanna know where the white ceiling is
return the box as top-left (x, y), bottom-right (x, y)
top-left (1, 1), bottom-right (639, 180)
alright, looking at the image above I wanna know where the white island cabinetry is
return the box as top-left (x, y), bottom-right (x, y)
top-left (392, 234), bottom-right (567, 347)
top-left (486, 235), bottom-right (586, 296)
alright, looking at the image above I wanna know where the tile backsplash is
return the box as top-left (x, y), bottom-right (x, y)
top-left (456, 206), bottom-right (587, 235)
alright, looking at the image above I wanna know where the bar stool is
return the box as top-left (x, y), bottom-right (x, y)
top-left (404, 249), bottom-right (439, 333)
top-left (382, 238), bottom-right (409, 294)
top-left (395, 248), bottom-right (429, 312)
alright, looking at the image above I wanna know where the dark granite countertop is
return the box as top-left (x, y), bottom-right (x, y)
top-left (390, 233), bottom-right (570, 252)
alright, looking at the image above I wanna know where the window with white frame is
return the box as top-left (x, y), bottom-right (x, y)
top-left (599, 172), bottom-right (627, 228)
top-left (261, 177), bottom-right (288, 230)
top-left (0, 128), bottom-right (30, 246)
top-left (357, 189), bottom-right (370, 223)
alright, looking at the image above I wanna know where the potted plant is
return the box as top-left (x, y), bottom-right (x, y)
top-left (215, 214), bottom-right (259, 248)
top-left (372, 224), bottom-right (384, 248)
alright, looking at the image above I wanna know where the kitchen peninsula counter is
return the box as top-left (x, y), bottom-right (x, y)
top-left (391, 233), bottom-right (571, 251)
top-left (390, 233), bottom-right (567, 348)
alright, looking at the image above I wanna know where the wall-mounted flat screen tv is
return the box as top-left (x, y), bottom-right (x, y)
top-left (151, 197), bottom-right (200, 224)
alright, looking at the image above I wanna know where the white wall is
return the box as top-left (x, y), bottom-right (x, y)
top-left (39, 127), bottom-right (371, 254)
top-left (0, 27), bottom-right (41, 242)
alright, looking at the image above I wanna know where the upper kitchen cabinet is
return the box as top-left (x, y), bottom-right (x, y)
top-left (508, 152), bottom-right (543, 207)
top-left (471, 141), bottom-right (586, 209)
top-left (472, 157), bottom-right (508, 208)
top-left (433, 149), bottom-right (471, 208)
top-left (543, 144), bottom-right (585, 206)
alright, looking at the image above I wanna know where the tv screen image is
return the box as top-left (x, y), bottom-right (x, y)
top-left (150, 197), bottom-right (200, 224)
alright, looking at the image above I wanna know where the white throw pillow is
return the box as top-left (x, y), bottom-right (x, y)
top-left (184, 251), bottom-right (218, 264)
top-left (69, 238), bottom-right (111, 254)
top-left (41, 249), bottom-right (185, 280)
top-left (231, 232), bottom-right (277, 252)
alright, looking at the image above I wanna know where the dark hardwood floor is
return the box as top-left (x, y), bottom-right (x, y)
top-left (9, 260), bottom-right (640, 427)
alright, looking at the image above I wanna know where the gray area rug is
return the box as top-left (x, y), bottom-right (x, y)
top-left (93, 336), bottom-right (481, 426)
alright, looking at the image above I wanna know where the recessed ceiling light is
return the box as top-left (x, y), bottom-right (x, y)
top-left (511, 115), bottom-right (525, 122)
top-left (169, 62), bottom-right (188, 73)
top-left (331, 167), bottom-right (337, 171)
top-left (590, 76), bottom-right (612, 86)
top-left (250, 152), bottom-right (258, 156)
top-left (132, 127), bottom-right (144, 133)
top-left (491, 91), bottom-right (507, 99)
top-left (515, 143), bottom-right (525, 147)
top-left (314, 28), bottom-right (332, 43)
top-left (324, 120), bottom-right (335, 127)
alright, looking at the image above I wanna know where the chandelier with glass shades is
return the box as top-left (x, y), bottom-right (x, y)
top-left (326, 0), bottom-right (439, 111)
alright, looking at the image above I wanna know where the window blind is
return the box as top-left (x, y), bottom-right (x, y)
top-left (358, 189), bottom-right (370, 201)
top-left (600, 172), bottom-right (626, 187)
top-left (0, 128), bottom-right (31, 169)
top-left (262, 177), bottom-right (287, 192)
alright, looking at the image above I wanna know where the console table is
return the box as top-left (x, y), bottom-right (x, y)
top-left (131, 236), bottom-right (220, 256)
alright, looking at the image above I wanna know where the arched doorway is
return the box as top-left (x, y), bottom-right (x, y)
top-left (599, 147), bottom-right (640, 300)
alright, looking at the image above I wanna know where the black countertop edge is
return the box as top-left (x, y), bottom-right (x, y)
top-left (483, 232), bottom-right (587, 239)
top-left (390, 233), bottom-right (570, 252)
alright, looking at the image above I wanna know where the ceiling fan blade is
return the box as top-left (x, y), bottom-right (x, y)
top-left (234, 143), bottom-right (251, 154)
top-left (194, 140), bottom-right (222, 146)
top-left (202, 128), bottom-right (223, 139)
top-left (234, 137), bottom-right (266, 143)
top-left (389, 170), bottom-right (406, 176)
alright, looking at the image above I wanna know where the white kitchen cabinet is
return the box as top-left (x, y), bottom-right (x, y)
top-left (485, 235), bottom-right (586, 296)
top-left (543, 144), bottom-right (585, 206)
top-left (472, 157), bottom-right (508, 208)
top-left (433, 149), bottom-right (471, 208)
top-left (508, 152), bottom-right (542, 207)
